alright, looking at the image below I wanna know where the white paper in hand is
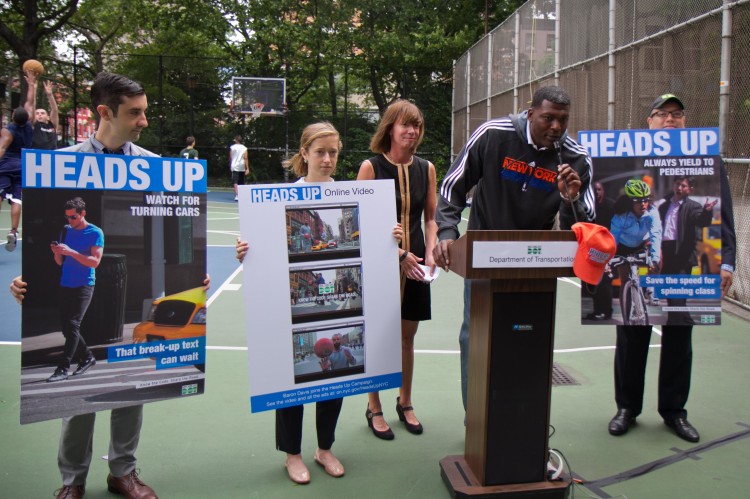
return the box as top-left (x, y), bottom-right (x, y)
top-left (419, 264), bottom-right (440, 283)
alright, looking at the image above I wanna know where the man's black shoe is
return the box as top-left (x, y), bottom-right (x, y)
top-left (665, 417), bottom-right (700, 443)
top-left (585, 312), bottom-right (611, 321)
top-left (72, 355), bottom-right (96, 376)
top-left (608, 408), bottom-right (636, 436)
top-left (47, 367), bottom-right (69, 383)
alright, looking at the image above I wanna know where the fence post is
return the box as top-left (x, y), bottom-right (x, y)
top-left (465, 50), bottom-right (471, 146)
top-left (554, 0), bottom-right (561, 86)
top-left (73, 46), bottom-right (78, 144)
top-left (158, 55), bottom-right (164, 156)
top-left (608, 0), bottom-right (616, 130)
top-left (719, 0), bottom-right (733, 156)
top-left (513, 13), bottom-right (520, 112)
top-left (486, 32), bottom-right (493, 121)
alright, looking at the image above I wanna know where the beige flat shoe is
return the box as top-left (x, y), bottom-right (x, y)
top-left (284, 456), bottom-right (311, 484)
top-left (314, 450), bottom-right (345, 478)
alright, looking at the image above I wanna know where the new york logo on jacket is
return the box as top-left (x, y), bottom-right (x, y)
top-left (500, 157), bottom-right (557, 192)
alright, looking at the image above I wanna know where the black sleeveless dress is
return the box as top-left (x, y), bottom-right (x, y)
top-left (368, 154), bottom-right (431, 321)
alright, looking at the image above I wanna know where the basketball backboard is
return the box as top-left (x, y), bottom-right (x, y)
top-left (231, 77), bottom-right (286, 116)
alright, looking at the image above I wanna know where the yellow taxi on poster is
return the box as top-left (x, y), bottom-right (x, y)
top-left (133, 287), bottom-right (206, 343)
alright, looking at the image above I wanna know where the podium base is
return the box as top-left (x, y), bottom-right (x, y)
top-left (440, 456), bottom-right (571, 499)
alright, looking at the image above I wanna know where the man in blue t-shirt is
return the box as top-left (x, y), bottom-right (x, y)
top-left (47, 197), bottom-right (104, 383)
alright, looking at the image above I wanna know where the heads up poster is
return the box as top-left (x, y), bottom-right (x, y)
top-left (20, 149), bottom-right (207, 424)
top-left (578, 128), bottom-right (723, 327)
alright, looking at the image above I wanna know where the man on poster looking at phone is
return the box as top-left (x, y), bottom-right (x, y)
top-left (320, 333), bottom-right (357, 371)
top-left (46, 197), bottom-right (102, 385)
top-left (607, 94), bottom-right (737, 443)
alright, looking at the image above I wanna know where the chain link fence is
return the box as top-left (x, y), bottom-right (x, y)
top-left (453, 0), bottom-right (750, 308)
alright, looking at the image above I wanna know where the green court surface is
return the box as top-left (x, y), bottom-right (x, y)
top-left (1, 193), bottom-right (749, 498)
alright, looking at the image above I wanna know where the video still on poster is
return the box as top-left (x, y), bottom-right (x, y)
top-left (289, 263), bottom-right (364, 324)
top-left (578, 128), bottom-right (723, 326)
top-left (291, 321), bottom-right (365, 384)
top-left (286, 203), bottom-right (361, 262)
top-left (239, 180), bottom-right (402, 413)
top-left (19, 150), bottom-right (207, 424)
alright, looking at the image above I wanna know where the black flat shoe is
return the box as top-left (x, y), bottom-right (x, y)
top-left (396, 397), bottom-right (423, 434)
top-left (665, 417), bottom-right (700, 443)
top-left (608, 408), bottom-right (636, 436)
top-left (366, 406), bottom-right (394, 440)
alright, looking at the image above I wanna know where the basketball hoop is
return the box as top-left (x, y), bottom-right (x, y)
top-left (250, 102), bottom-right (265, 119)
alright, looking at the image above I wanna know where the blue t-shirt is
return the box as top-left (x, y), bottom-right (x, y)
top-left (61, 224), bottom-right (105, 287)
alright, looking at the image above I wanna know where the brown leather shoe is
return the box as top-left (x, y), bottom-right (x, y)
top-left (55, 485), bottom-right (85, 499)
top-left (106, 470), bottom-right (158, 498)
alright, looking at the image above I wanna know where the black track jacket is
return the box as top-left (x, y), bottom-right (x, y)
top-left (437, 111), bottom-right (595, 241)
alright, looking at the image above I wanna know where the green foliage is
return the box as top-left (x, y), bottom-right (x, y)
top-left (1, 0), bottom-right (526, 184)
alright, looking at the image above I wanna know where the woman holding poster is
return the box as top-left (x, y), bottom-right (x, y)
top-left (239, 122), bottom-right (342, 484)
top-left (237, 122), bottom-right (404, 484)
top-left (357, 100), bottom-right (438, 439)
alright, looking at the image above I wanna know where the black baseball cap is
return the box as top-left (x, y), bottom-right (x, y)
top-left (650, 93), bottom-right (685, 111)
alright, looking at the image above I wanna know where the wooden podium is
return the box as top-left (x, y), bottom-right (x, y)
top-left (440, 230), bottom-right (576, 499)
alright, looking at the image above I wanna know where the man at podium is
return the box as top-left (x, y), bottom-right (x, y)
top-left (433, 85), bottom-right (595, 413)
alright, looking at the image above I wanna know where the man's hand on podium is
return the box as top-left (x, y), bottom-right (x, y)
top-left (433, 239), bottom-right (453, 272)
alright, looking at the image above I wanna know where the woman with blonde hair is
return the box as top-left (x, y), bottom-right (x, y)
top-left (358, 100), bottom-right (437, 439)
top-left (237, 121), bottom-right (403, 481)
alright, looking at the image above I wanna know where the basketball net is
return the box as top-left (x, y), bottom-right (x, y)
top-left (250, 102), bottom-right (265, 119)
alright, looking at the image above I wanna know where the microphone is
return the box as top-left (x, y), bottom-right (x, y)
top-left (554, 141), bottom-right (579, 224)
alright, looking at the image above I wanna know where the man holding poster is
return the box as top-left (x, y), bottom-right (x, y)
top-left (608, 94), bottom-right (737, 443)
top-left (52, 72), bottom-right (158, 499)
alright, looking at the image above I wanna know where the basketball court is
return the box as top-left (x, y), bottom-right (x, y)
top-left (1, 193), bottom-right (749, 498)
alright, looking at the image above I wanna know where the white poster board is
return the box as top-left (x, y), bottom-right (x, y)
top-left (239, 180), bottom-right (402, 412)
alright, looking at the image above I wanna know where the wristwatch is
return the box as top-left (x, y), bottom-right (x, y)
top-left (399, 250), bottom-right (409, 262)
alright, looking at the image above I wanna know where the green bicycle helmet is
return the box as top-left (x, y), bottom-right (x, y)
top-left (624, 179), bottom-right (651, 198)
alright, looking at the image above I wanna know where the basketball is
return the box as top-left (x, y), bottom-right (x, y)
top-left (314, 338), bottom-right (334, 358)
top-left (23, 59), bottom-right (44, 76)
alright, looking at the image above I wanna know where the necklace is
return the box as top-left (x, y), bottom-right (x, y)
top-left (384, 152), bottom-right (413, 166)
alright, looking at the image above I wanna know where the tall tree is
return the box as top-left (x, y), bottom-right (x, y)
top-left (0, 0), bottom-right (79, 66)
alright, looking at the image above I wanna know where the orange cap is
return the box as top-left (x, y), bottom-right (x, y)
top-left (572, 222), bottom-right (617, 285)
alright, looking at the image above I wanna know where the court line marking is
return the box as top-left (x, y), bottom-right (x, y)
top-left (206, 264), bottom-right (243, 308)
top-left (208, 230), bottom-right (240, 236)
top-left (1, 343), bottom-right (660, 354)
top-left (0, 270), bottom-right (666, 352)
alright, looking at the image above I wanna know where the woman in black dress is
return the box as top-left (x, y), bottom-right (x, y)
top-left (357, 100), bottom-right (437, 439)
